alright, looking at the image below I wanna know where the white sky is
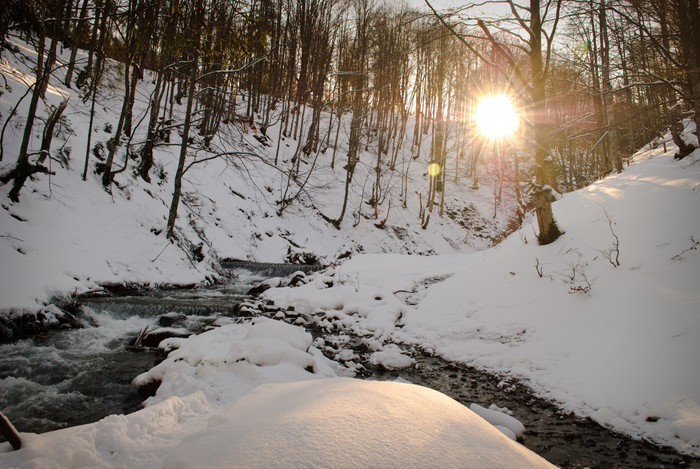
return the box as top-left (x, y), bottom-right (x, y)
top-left (408, 0), bottom-right (511, 17)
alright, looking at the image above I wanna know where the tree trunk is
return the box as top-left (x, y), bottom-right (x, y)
top-left (166, 63), bottom-right (198, 238)
top-left (529, 0), bottom-right (562, 244)
top-left (64, 0), bottom-right (90, 87)
top-left (534, 186), bottom-right (561, 244)
top-left (599, 0), bottom-right (623, 173)
top-left (3, 25), bottom-right (48, 202)
top-left (102, 61), bottom-right (132, 187)
top-left (38, 100), bottom-right (69, 164)
top-left (139, 70), bottom-right (165, 182)
top-left (675, 0), bottom-right (700, 143)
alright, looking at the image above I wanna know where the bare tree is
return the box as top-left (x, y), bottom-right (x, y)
top-left (426, 0), bottom-right (563, 243)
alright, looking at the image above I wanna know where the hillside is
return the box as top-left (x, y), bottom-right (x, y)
top-left (0, 36), bottom-right (519, 312)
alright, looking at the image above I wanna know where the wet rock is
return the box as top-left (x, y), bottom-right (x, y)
top-left (135, 378), bottom-right (162, 400)
top-left (288, 271), bottom-right (307, 287)
top-left (158, 313), bottom-right (187, 327)
top-left (247, 278), bottom-right (282, 296)
top-left (140, 327), bottom-right (191, 348)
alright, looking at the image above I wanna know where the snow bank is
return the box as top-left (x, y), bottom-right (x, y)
top-left (133, 317), bottom-right (339, 407)
top-left (260, 148), bottom-right (700, 456)
top-left (0, 378), bottom-right (555, 468)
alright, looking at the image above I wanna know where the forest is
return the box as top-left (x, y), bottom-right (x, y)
top-left (1, 1), bottom-right (700, 467)
top-left (1, 0), bottom-right (698, 247)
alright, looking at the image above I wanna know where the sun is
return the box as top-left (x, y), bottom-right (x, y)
top-left (473, 94), bottom-right (519, 140)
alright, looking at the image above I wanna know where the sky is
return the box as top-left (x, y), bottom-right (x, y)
top-left (409, 0), bottom-right (512, 17)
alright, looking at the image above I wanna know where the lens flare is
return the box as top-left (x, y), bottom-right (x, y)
top-left (427, 163), bottom-right (441, 177)
top-left (474, 94), bottom-right (519, 140)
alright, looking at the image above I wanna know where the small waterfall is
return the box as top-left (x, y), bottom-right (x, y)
top-left (221, 260), bottom-right (325, 277)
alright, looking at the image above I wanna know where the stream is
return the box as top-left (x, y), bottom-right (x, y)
top-left (0, 265), bottom-right (698, 468)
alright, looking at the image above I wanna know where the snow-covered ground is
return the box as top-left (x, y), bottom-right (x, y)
top-left (2, 34), bottom-right (700, 466)
top-left (263, 145), bottom-right (700, 456)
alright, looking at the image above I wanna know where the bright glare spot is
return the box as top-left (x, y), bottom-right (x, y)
top-left (427, 163), bottom-right (441, 177)
top-left (474, 94), bottom-right (519, 140)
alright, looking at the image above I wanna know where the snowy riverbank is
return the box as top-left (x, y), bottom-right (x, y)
top-left (261, 146), bottom-right (700, 456)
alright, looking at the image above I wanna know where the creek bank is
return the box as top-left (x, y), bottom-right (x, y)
top-left (0, 303), bottom-right (83, 343)
top-left (239, 279), bottom-right (700, 469)
top-left (3, 269), bottom-right (698, 468)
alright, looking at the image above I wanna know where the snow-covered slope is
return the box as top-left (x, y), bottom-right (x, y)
top-left (0, 37), bottom-right (518, 312)
top-left (262, 145), bottom-right (700, 455)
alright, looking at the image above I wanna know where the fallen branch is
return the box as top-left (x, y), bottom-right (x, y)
top-left (0, 411), bottom-right (21, 450)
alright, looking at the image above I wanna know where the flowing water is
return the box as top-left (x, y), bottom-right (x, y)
top-left (1, 266), bottom-right (698, 468)
top-left (0, 269), bottom-right (268, 436)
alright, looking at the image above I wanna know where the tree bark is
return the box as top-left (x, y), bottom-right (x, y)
top-left (166, 60), bottom-right (198, 238)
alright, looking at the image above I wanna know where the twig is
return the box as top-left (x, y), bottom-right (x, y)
top-left (151, 242), bottom-right (170, 262)
top-left (0, 411), bottom-right (21, 450)
top-left (671, 236), bottom-right (699, 261)
top-left (600, 206), bottom-right (620, 267)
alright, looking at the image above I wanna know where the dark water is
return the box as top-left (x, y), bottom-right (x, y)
top-left (0, 316), bottom-right (161, 435)
top-left (0, 269), bottom-right (266, 437)
top-left (1, 268), bottom-right (698, 468)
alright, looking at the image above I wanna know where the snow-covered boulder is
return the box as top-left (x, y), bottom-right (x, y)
top-left (164, 378), bottom-right (554, 469)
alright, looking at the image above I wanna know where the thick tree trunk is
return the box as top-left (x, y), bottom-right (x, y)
top-left (534, 186), bottom-right (561, 244)
top-left (529, 0), bottom-right (562, 244)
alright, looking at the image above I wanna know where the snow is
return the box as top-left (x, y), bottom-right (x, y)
top-left (163, 378), bottom-right (553, 469)
top-left (2, 34), bottom-right (700, 465)
top-left (0, 379), bottom-right (556, 468)
top-left (368, 343), bottom-right (415, 370)
top-left (1, 318), bottom-right (554, 468)
top-left (260, 148), bottom-right (700, 455)
top-left (133, 317), bottom-right (339, 407)
top-left (469, 403), bottom-right (526, 440)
